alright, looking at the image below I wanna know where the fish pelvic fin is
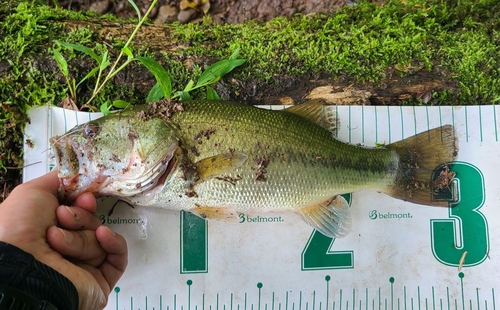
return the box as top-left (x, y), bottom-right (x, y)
top-left (384, 125), bottom-right (458, 207)
top-left (284, 99), bottom-right (338, 135)
top-left (190, 205), bottom-right (239, 222)
top-left (298, 195), bottom-right (352, 238)
top-left (194, 152), bottom-right (248, 181)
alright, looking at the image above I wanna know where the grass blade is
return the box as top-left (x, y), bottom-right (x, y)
top-left (55, 40), bottom-right (101, 65)
top-left (53, 49), bottom-right (68, 76)
top-left (127, 0), bottom-right (142, 20)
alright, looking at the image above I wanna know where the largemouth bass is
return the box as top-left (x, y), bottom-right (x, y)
top-left (50, 100), bottom-right (458, 238)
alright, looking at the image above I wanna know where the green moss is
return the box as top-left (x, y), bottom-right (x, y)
top-left (170, 0), bottom-right (500, 104)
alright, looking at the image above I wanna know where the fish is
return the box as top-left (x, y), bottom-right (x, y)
top-left (50, 99), bottom-right (458, 238)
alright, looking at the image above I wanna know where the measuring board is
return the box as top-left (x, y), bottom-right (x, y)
top-left (23, 105), bottom-right (500, 310)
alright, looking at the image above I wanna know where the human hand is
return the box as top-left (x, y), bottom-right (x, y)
top-left (0, 170), bottom-right (128, 310)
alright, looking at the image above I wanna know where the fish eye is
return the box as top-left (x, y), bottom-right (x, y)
top-left (83, 123), bottom-right (100, 138)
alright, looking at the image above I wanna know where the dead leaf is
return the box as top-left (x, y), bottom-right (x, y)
top-left (62, 94), bottom-right (78, 111)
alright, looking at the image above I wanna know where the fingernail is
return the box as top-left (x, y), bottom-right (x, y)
top-left (64, 206), bottom-right (81, 221)
top-left (59, 228), bottom-right (74, 244)
top-left (107, 226), bottom-right (117, 237)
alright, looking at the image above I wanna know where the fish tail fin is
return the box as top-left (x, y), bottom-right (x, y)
top-left (384, 125), bottom-right (458, 206)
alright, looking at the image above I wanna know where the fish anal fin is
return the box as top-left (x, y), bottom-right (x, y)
top-left (298, 195), bottom-right (352, 238)
top-left (284, 99), bottom-right (338, 134)
top-left (194, 152), bottom-right (247, 181)
top-left (190, 205), bottom-right (239, 222)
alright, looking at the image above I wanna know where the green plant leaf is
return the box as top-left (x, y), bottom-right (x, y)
top-left (177, 91), bottom-right (192, 101)
top-left (122, 46), bottom-right (134, 59)
top-left (100, 51), bottom-right (111, 70)
top-left (146, 83), bottom-right (164, 102)
top-left (195, 59), bottom-right (246, 88)
top-left (206, 86), bottom-right (220, 100)
top-left (100, 101), bottom-right (111, 115)
top-left (53, 49), bottom-right (68, 76)
top-left (127, 0), bottom-right (142, 20)
top-left (76, 66), bottom-right (99, 88)
top-left (55, 40), bottom-right (101, 65)
top-left (229, 48), bottom-right (241, 60)
top-left (183, 79), bottom-right (194, 92)
top-left (135, 57), bottom-right (172, 98)
top-left (112, 100), bottom-right (130, 109)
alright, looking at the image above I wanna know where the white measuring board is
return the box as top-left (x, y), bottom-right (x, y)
top-left (23, 105), bottom-right (500, 310)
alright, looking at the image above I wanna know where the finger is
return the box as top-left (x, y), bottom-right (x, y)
top-left (72, 192), bottom-right (98, 213)
top-left (96, 226), bottom-right (128, 289)
top-left (19, 170), bottom-right (60, 198)
top-left (46, 226), bottom-right (106, 267)
top-left (56, 205), bottom-right (102, 231)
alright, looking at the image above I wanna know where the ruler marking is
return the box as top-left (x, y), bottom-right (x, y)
top-left (326, 279), bottom-right (330, 310)
top-left (131, 296), bottom-right (134, 310)
top-left (477, 288), bottom-right (480, 310)
top-left (390, 279), bottom-right (394, 310)
top-left (426, 106), bottom-right (431, 141)
top-left (314, 291), bottom-right (316, 310)
top-left (387, 106), bottom-right (391, 143)
top-left (362, 105), bottom-right (365, 143)
top-left (375, 106), bottom-right (379, 143)
top-left (494, 106), bottom-right (498, 141)
top-left (273, 292), bottom-right (276, 310)
top-left (299, 291), bottom-right (302, 310)
top-left (432, 287), bottom-right (435, 310)
top-left (349, 105), bottom-right (352, 143)
top-left (412, 106), bottom-right (417, 136)
top-left (400, 105), bottom-right (404, 139)
top-left (287, 291), bottom-right (289, 310)
top-left (366, 289), bottom-right (369, 310)
top-left (418, 287), bottom-right (421, 310)
top-left (465, 106), bottom-right (469, 143)
top-left (404, 287), bottom-right (407, 310)
top-left (493, 289), bottom-right (496, 310)
top-left (460, 274), bottom-right (465, 310)
top-left (479, 106), bottom-right (483, 142)
top-left (340, 289), bottom-right (343, 310)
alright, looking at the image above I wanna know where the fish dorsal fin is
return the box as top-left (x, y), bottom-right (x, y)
top-left (190, 205), bottom-right (239, 222)
top-left (298, 195), bottom-right (352, 238)
top-left (194, 152), bottom-right (248, 181)
top-left (284, 99), bottom-right (338, 134)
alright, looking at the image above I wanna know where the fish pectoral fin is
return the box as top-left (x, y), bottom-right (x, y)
top-left (298, 195), bottom-right (352, 238)
top-left (190, 206), bottom-right (240, 222)
top-left (284, 99), bottom-right (338, 135)
top-left (194, 152), bottom-right (248, 181)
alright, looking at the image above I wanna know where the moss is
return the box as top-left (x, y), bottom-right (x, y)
top-left (170, 0), bottom-right (500, 104)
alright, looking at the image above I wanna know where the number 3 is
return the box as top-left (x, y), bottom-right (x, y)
top-left (431, 162), bottom-right (489, 267)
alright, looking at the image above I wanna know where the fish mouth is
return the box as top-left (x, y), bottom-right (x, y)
top-left (50, 135), bottom-right (106, 202)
